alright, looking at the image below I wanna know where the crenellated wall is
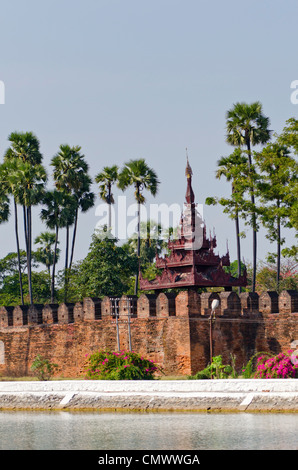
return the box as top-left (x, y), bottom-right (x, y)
top-left (0, 289), bottom-right (297, 377)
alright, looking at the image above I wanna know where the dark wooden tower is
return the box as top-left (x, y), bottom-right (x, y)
top-left (139, 157), bottom-right (247, 291)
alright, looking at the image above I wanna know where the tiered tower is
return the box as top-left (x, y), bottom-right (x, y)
top-left (139, 157), bottom-right (247, 291)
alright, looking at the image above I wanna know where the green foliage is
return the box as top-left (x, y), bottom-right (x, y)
top-left (30, 355), bottom-right (59, 381)
top-left (188, 355), bottom-right (235, 380)
top-left (34, 231), bottom-right (60, 272)
top-left (62, 228), bottom-right (138, 301)
top-left (118, 158), bottom-right (159, 203)
top-left (123, 220), bottom-right (166, 270)
top-left (95, 165), bottom-right (119, 205)
top-left (255, 259), bottom-right (298, 293)
top-left (224, 260), bottom-right (246, 278)
top-left (0, 271), bottom-right (51, 305)
top-left (84, 349), bottom-right (162, 380)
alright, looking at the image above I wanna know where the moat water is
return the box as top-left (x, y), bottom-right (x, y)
top-left (0, 411), bottom-right (297, 450)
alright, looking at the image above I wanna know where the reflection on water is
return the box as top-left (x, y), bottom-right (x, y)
top-left (0, 411), bottom-right (297, 450)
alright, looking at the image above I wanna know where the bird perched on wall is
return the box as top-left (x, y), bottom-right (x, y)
top-left (211, 299), bottom-right (219, 314)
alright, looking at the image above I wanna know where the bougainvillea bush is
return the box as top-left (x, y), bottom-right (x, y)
top-left (84, 349), bottom-right (162, 380)
top-left (253, 350), bottom-right (298, 379)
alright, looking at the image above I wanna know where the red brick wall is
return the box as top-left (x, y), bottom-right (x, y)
top-left (0, 290), bottom-right (297, 377)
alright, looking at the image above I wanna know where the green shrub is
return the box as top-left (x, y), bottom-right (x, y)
top-left (188, 355), bottom-right (235, 380)
top-left (30, 355), bottom-right (59, 381)
top-left (84, 349), bottom-right (162, 380)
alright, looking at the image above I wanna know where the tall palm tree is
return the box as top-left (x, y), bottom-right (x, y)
top-left (14, 161), bottom-right (47, 304)
top-left (51, 145), bottom-right (95, 273)
top-left (40, 190), bottom-right (76, 302)
top-left (4, 132), bottom-right (46, 304)
top-left (215, 149), bottom-right (248, 292)
top-left (95, 165), bottom-right (119, 232)
top-left (6, 131), bottom-right (43, 165)
top-left (0, 160), bottom-right (23, 304)
top-left (226, 101), bottom-right (271, 292)
top-left (68, 174), bottom-right (95, 271)
top-left (118, 159), bottom-right (159, 294)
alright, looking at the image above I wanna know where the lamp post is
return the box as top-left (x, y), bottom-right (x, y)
top-left (112, 297), bottom-right (120, 351)
top-left (209, 299), bottom-right (219, 379)
top-left (127, 297), bottom-right (132, 352)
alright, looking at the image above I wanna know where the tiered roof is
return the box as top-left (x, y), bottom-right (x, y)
top-left (139, 157), bottom-right (247, 291)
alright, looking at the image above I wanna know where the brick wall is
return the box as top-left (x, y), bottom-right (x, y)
top-left (0, 289), bottom-right (297, 377)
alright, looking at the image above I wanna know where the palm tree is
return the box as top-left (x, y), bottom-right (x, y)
top-left (4, 132), bottom-right (46, 304)
top-left (6, 131), bottom-right (43, 165)
top-left (215, 149), bottom-right (248, 292)
top-left (226, 101), bottom-right (271, 292)
top-left (40, 190), bottom-right (76, 302)
top-left (0, 160), bottom-right (23, 304)
top-left (15, 161), bottom-right (47, 304)
top-left (68, 174), bottom-right (95, 270)
top-left (118, 159), bottom-right (159, 294)
top-left (51, 144), bottom-right (95, 273)
top-left (95, 165), bottom-right (119, 232)
top-left (34, 231), bottom-right (60, 276)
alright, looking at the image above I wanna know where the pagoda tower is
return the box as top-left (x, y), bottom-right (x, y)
top-left (139, 157), bottom-right (247, 291)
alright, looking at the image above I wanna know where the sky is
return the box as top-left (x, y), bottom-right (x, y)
top-left (0, 0), bottom-right (297, 270)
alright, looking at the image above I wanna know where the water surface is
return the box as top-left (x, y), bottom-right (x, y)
top-left (0, 411), bottom-right (297, 450)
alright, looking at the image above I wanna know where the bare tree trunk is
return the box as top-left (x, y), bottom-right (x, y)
top-left (14, 199), bottom-right (24, 305)
top-left (27, 206), bottom-right (33, 305)
top-left (277, 207), bottom-right (281, 291)
top-left (235, 212), bottom-right (242, 294)
top-left (51, 225), bottom-right (59, 303)
top-left (246, 139), bottom-right (257, 293)
top-left (23, 205), bottom-right (33, 304)
top-left (69, 207), bottom-right (78, 271)
top-left (64, 225), bottom-right (69, 302)
top-left (134, 196), bottom-right (141, 295)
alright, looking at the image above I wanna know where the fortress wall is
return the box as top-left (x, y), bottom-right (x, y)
top-left (0, 290), bottom-right (297, 377)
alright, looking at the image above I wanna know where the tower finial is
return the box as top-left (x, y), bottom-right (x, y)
top-left (185, 148), bottom-right (192, 178)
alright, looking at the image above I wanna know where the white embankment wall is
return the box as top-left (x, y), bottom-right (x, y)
top-left (0, 379), bottom-right (297, 412)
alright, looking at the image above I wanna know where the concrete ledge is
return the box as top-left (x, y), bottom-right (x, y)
top-left (0, 379), bottom-right (298, 412)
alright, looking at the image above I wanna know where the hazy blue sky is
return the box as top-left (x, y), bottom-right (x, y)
top-left (0, 0), bottom-right (297, 268)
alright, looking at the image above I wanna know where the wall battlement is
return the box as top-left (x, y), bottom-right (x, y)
top-left (0, 289), bottom-right (297, 378)
top-left (0, 290), bottom-right (298, 328)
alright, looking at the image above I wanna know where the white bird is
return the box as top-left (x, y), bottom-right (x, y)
top-left (211, 299), bottom-right (219, 314)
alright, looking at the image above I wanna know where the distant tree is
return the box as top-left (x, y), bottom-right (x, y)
top-left (65, 228), bottom-right (137, 300)
top-left (40, 190), bottom-right (76, 302)
top-left (0, 251), bottom-right (28, 288)
top-left (206, 148), bottom-right (248, 291)
top-left (34, 231), bottom-right (60, 276)
top-left (255, 258), bottom-right (298, 293)
top-left (118, 159), bottom-right (159, 294)
top-left (123, 220), bottom-right (165, 269)
top-left (277, 118), bottom-right (298, 259)
top-left (0, 252), bottom-right (49, 306)
top-left (51, 144), bottom-right (95, 297)
top-left (226, 101), bottom-right (271, 292)
top-left (95, 165), bottom-right (119, 232)
top-left (255, 142), bottom-right (298, 289)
